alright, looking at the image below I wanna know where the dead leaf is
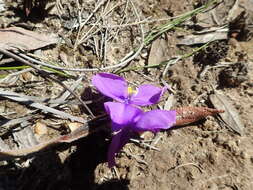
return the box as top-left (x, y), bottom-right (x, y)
top-left (148, 37), bottom-right (167, 67)
top-left (178, 29), bottom-right (228, 45)
top-left (209, 91), bottom-right (244, 135)
top-left (164, 95), bottom-right (175, 110)
top-left (0, 27), bottom-right (58, 51)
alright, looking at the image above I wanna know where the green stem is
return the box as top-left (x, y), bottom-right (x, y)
top-left (117, 41), bottom-right (211, 73)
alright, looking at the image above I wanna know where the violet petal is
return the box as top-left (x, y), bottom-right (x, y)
top-left (107, 128), bottom-right (132, 168)
top-left (104, 102), bottom-right (143, 131)
top-left (134, 110), bottom-right (176, 132)
top-left (92, 73), bottom-right (128, 102)
top-left (130, 85), bottom-right (166, 106)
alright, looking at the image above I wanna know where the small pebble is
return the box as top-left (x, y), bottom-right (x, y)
top-left (67, 122), bottom-right (83, 132)
top-left (34, 121), bottom-right (48, 135)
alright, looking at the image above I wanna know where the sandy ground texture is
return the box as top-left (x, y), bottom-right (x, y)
top-left (0, 0), bottom-right (253, 190)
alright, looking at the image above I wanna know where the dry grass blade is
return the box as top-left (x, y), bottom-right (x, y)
top-left (0, 27), bottom-right (58, 51)
top-left (209, 91), bottom-right (244, 135)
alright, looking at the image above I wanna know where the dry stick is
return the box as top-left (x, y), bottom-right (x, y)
top-left (130, 138), bottom-right (160, 151)
top-left (70, 1), bottom-right (124, 33)
top-left (75, 4), bottom-right (195, 29)
top-left (0, 48), bottom-right (95, 118)
top-left (77, 16), bottom-right (102, 46)
top-left (49, 77), bottom-right (83, 107)
top-left (0, 87), bottom-right (91, 106)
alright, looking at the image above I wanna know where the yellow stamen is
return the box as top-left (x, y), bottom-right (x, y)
top-left (127, 86), bottom-right (137, 96)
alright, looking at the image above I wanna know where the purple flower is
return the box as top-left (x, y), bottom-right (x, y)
top-left (92, 73), bottom-right (165, 106)
top-left (92, 72), bottom-right (176, 167)
top-left (105, 102), bottom-right (176, 167)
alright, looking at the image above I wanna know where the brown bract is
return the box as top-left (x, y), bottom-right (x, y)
top-left (174, 107), bottom-right (224, 126)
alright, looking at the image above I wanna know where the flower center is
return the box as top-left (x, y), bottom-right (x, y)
top-left (124, 86), bottom-right (138, 104)
top-left (127, 86), bottom-right (137, 96)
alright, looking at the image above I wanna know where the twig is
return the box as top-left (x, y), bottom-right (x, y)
top-left (162, 56), bottom-right (181, 78)
top-left (109, 1), bottom-right (130, 42)
top-left (0, 87), bottom-right (90, 106)
top-left (0, 89), bottom-right (85, 123)
top-left (130, 138), bottom-right (160, 151)
top-left (161, 78), bottom-right (176, 94)
top-left (199, 62), bottom-right (239, 78)
top-left (151, 134), bottom-right (163, 146)
top-left (49, 76), bottom-right (83, 107)
top-left (124, 149), bottom-right (148, 165)
top-left (169, 162), bottom-right (203, 173)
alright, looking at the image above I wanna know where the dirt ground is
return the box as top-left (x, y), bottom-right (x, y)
top-left (0, 0), bottom-right (253, 190)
